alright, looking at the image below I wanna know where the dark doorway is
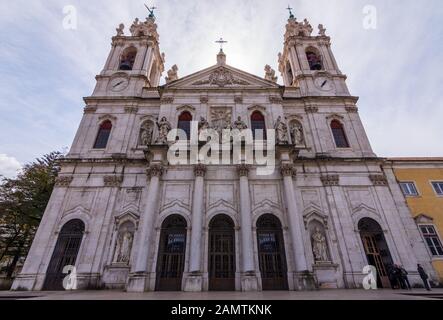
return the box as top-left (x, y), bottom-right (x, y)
top-left (358, 218), bottom-right (394, 289)
top-left (43, 219), bottom-right (85, 291)
top-left (256, 214), bottom-right (289, 290)
top-left (155, 215), bottom-right (187, 291)
top-left (208, 215), bottom-right (236, 291)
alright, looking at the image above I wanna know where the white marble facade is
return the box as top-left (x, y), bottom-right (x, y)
top-left (12, 15), bottom-right (436, 292)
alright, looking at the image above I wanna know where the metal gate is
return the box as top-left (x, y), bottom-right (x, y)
top-left (155, 215), bottom-right (187, 291)
top-left (256, 214), bottom-right (288, 290)
top-left (208, 215), bottom-right (236, 291)
top-left (43, 219), bottom-right (85, 291)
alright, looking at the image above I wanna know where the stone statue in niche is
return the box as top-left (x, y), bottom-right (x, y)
top-left (290, 121), bottom-right (305, 146)
top-left (155, 117), bottom-right (172, 144)
top-left (113, 226), bottom-right (134, 264)
top-left (232, 116), bottom-right (248, 130)
top-left (274, 116), bottom-right (289, 144)
top-left (311, 227), bottom-right (329, 262)
top-left (139, 122), bottom-right (153, 146)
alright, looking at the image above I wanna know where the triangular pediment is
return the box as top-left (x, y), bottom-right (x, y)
top-left (165, 64), bottom-right (280, 89)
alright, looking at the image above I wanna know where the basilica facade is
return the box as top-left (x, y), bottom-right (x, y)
top-left (12, 13), bottom-right (436, 292)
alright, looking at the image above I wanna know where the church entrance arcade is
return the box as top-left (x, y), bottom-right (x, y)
top-left (208, 215), bottom-right (236, 291)
top-left (256, 214), bottom-right (289, 290)
top-left (155, 215), bottom-right (187, 291)
top-left (358, 218), bottom-right (394, 289)
top-left (43, 219), bottom-right (85, 291)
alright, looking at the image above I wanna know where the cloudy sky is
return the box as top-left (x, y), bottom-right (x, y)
top-left (0, 0), bottom-right (442, 178)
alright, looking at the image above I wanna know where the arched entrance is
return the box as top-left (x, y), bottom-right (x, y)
top-left (358, 218), bottom-right (394, 288)
top-left (256, 214), bottom-right (288, 290)
top-left (43, 219), bottom-right (85, 291)
top-left (208, 215), bottom-right (236, 291)
top-left (155, 215), bottom-right (187, 291)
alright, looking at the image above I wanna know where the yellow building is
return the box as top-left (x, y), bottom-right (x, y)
top-left (388, 158), bottom-right (443, 282)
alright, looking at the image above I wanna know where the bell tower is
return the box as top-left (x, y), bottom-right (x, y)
top-left (278, 11), bottom-right (350, 96)
top-left (92, 12), bottom-right (165, 97)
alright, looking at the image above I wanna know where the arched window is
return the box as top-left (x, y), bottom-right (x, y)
top-left (330, 120), bottom-right (349, 148)
top-left (251, 111), bottom-right (267, 140)
top-left (286, 61), bottom-right (294, 86)
top-left (177, 111), bottom-right (192, 140)
top-left (119, 47), bottom-right (137, 70)
top-left (43, 219), bottom-right (85, 290)
top-left (306, 50), bottom-right (323, 70)
top-left (94, 120), bottom-right (112, 149)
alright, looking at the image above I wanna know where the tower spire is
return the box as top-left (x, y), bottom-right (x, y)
top-left (215, 37), bottom-right (228, 65)
top-left (286, 5), bottom-right (294, 19)
top-left (144, 3), bottom-right (157, 20)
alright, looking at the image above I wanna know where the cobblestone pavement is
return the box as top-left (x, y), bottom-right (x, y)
top-left (1, 289), bottom-right (443, 300)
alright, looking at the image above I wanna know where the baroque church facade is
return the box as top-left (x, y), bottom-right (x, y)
top-left (13, 12), bottom-right (436, 292)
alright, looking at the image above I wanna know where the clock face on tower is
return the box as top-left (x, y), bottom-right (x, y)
top-left (108, 76), bottom-right (129, 92)
top-left (314, 75), bottom-right (335, 92)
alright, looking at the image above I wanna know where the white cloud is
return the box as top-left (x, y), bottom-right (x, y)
top-left (0, 154), bottom-right (22, 179)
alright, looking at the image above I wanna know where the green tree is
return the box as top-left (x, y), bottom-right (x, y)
top-left (0, 151), bottom-right (62, 278)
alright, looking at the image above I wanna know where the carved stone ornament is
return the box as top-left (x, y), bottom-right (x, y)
top-left (104, 175), bottom-right (124, 187)
top-left (321, 175), bottom-right (340, 186)
top-left (311, 227), bottom-right (330, 263)
top-left (264, 65), bottom-right (278, 82)
top-left (124, 106), bottom-right (138, 114)
top-left (269, 96), bottom-right (283, 104)
top-left (211, 108), bottom-right (232, 141)
top-left (200, 96), bottom-right (209, 104)
top-left (284, 17), bottom-right (314, 41)
top-left (55, 176), bottom-right (73, 187)
top-left (369, 174), bottom-right (388, 186)
top-left (161, 96), bottom-right (174, 104)
top-left (345, 106), bottom-right (359, 113)
top-left (139, 121), bottom-right (154, 146)
top-left (165, 64), bottom-right (179, 83)
top-left (194, 164), bottom-right (207, 177)
top-left (116, 23), bottom-right (125, 36)
top-left (192, 67), bottom-right (250, 87)
top-left (290, 121), bottom-right (305, 146)
top-left (237, 164), bottom-right (250, 177)
top-left (280, 164), bottom-right (296, 177)
top-left (318, 24), bottom-right (327, 36)
top-left (232, 116), bottom-right (248, 130)
top-left (305, 106), bottom-right (319, 113)
top-left (275, 116), bottom-right (289, 144)
top-left (155, 117), bottom-right (172, 144)
top-left (234, 96), bottom-right (243, 104)
top-left (83, 106), bottom-right (97, 114)
top-left (147, 164), bottom-right (164, 178)
top-left (129, 17), bottom-right (159, 41)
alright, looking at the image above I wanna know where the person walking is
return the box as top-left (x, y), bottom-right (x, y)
top-left (417, 264), bottom-right (431, 291)
top-left (399, 265), bottom-right (411, 290)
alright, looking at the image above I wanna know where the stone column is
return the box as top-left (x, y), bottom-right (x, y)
top-left (237, 164), bottom-right (258, 291)
top-left (280, 163), bottom-right (316, 290)
top-left (184, 164), bottom-right (206, 292)
top-left (127, 164), bottom-right (164, 292)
